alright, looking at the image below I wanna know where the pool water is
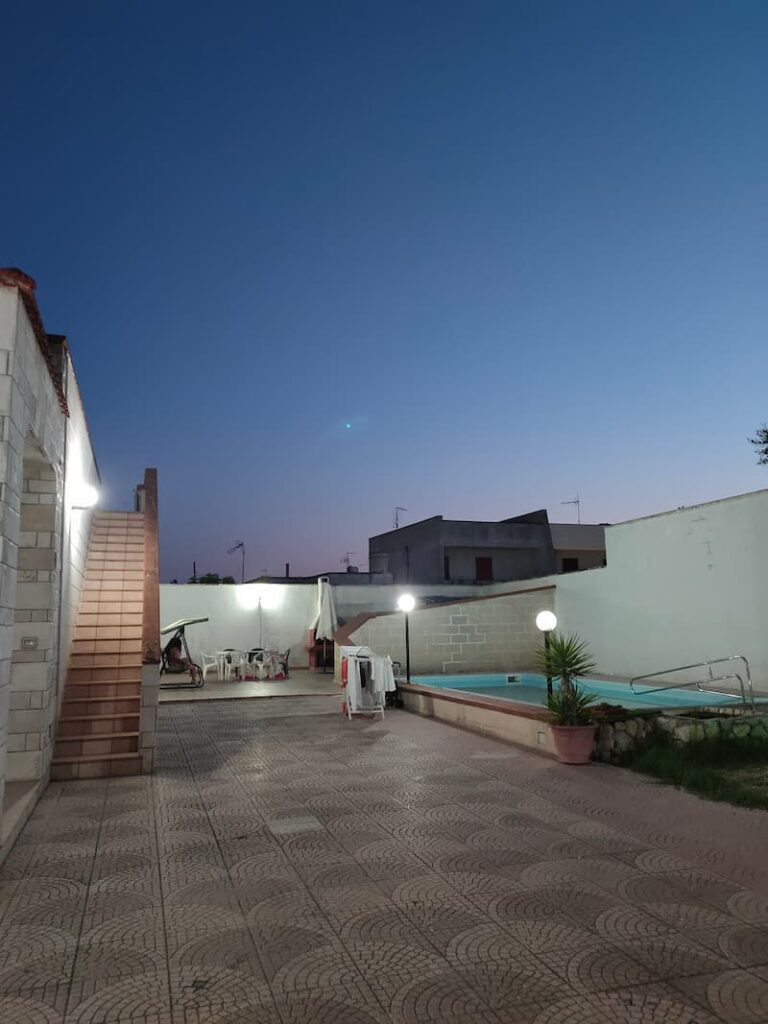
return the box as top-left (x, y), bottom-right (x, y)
top-left (412, 672), bottom-right (750, 710)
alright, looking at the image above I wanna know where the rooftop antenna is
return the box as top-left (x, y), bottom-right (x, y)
top-left (561, 494), bottom-right (581, 525)
top-left (227, 540), bottom-right (246, 583)
top-left (341, 550), bottom-right (357, 569)
top-left (394, 506), bottom-right (407, 529)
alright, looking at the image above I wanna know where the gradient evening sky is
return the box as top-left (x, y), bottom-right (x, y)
top-left (2, 1), bottom-right (767, 581)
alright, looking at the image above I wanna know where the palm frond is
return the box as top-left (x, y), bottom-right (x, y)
top-left (546, 683), bottom-right (596, 725)
top-left (536, 631), bottom-right (596, 685)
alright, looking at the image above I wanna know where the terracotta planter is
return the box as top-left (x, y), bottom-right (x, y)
top-left (550, 724), bottom-right (596, 765)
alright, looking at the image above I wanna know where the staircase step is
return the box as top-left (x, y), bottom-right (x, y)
top-left (68, 670), bottom-right (142, 684)
top-left (54, 508), bottom-right (148, 782)
top-left (50, 752), bottom-right (143, 781)
top-left (63, 696), bottom-right (141, 716)
top-left (71, 641), bottom-right (143, 655)
top-left (89, 535), bottom-right (144, 541)
top-left (58, 714), bottom-right (140, 736)
top-left (69, 655), bottom-right (143, 671)
top-left (79, 599), bottom-right (144, 609)
top-left (74, 628), bottom-right (143, 642)
top-left (55, 733), bottom-right (139, 760)
top-left (77, 613), bottom-right (143, 625)
top-left (66, 682), bottom-right (142, 700)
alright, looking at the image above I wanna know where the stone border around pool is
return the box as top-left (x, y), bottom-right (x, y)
top-left (597, 709), bottom-right (768, 763)
top-left (398, 682), bottom-right (557, 758)
top-left (399, 682), bottom-right (767, 763)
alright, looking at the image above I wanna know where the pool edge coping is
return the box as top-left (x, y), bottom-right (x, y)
top-left (398, 682), bottom-right (550, 721)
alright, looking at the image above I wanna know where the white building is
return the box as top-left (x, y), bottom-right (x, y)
top-left (0, 268), bottom-right (159, 862)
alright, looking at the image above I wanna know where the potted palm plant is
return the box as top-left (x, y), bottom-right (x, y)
top-left (537, 632), bottom-right (597, 764)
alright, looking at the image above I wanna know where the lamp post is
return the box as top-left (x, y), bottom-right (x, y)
top-left (397, 593), bottom-right (416, 684)
top-left (535, 610), bottom-right (557, 699)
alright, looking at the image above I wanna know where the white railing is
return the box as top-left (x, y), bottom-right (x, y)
top-left (629, 655), bottom-right (754, 712)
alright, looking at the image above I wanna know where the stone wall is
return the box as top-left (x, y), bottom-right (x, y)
top-left (346, 585), bottom-right (555, 675)
top-left (595, 712), bottom-right (768, 763)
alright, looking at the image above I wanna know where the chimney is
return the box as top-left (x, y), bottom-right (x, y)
top-left (285, 562), bottom-right (290, 578)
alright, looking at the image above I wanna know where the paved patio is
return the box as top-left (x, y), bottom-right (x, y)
top-left (158, 670), bottom-right (339, 703)
top-left (2, 700), bottom-right (768, 1023)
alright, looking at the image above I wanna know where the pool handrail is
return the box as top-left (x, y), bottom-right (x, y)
top-left (629, 655), bottom-right (754, 712)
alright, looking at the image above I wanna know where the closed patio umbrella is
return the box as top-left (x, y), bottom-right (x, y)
top-left (314, 577), bottom-right (338, 671)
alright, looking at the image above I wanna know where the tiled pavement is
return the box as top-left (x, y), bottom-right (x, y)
top-left (3, 701), bottom-right (768, 1023)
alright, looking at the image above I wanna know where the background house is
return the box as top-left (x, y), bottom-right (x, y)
top-left (368, 510), bottom-right (606, 584)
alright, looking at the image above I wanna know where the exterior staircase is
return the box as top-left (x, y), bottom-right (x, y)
top-left (51, 511), bottom-right (146, 780)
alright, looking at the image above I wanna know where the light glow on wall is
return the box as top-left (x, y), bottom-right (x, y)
top-left (236, 583), bottom-right (284, 610)
top-left (72, 482), bottom-right (99, 509)
top-left (67, 439), bottom-right (100, 509)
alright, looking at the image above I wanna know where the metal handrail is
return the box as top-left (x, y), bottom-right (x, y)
top-left (631, 671), bottom-right (745, 701)
top-left (630, 655), bottom-right (754, 711)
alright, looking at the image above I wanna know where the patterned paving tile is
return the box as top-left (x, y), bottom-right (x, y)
top-left (6, 698), bottom-right (768, 1022)
top-left (528, 983), bottom-right (724, 1023)
top-left (673, 968), bottom-right (768, 1023)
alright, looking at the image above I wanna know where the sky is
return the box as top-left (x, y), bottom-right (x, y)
top-left (2, 1), bottom-right (767, 581)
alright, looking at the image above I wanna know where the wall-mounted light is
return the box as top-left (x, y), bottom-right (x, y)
top-left (71, 483), bottom-right (99, 510)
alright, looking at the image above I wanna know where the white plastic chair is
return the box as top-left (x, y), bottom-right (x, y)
top-left (201, 653), bottom-right (219, 683)
top-left (223, 650), bottom-right (247, 681)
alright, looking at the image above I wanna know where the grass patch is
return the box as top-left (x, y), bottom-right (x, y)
top-left (631, 733), bottom-right (768, 810)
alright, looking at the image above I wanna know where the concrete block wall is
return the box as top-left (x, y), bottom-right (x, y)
top-left (347, 586), bottom-right (555, 675)
top-left (0, 283), bottom-right (66, 813)
top-left (8, 459), bottom-right (60, 780)
top-left (140, 664), bottom-right (159, 774)
top-left (0, 273), bottom-right (100, 850)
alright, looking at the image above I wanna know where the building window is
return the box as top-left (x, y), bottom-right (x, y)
top-left (562, 557), bottom-right (579, 573)
top-left (475, 556), bottom-right (493, 581)
top-left (444, 555), bottom-right (450, 581)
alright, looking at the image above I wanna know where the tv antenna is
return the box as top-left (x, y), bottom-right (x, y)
top-left (561, 494), bottom-right (581, 524)
top-left (341, 550), bottom-right (357, 569)
top-left (394, 506), bottom-right (407, 529)
top-left (227, 540), bottom-right (246, 583)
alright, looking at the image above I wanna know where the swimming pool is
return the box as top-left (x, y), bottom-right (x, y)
top-left (412, 672), bottom-right (751, 710)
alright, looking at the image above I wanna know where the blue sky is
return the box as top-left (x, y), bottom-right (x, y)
top-left (2, 1), bottom-right (767, 580)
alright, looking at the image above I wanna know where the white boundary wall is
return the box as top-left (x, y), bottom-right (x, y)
top-left (159, 582), bottom-right (481, 667)
top-left (159, 584), bottom-right (317, 666)
top-left (554, 490), bottom-right (768, 689)
top-left (478, 489), bottom-right (768, 689)
top-left (161, 489), bottom-right (768, 687)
